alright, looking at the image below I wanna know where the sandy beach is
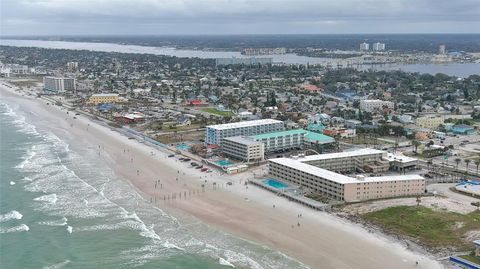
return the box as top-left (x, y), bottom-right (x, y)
top-left (0, 84), bottom-right (444, 269)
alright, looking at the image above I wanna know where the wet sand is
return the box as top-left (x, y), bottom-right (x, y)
top-left (1, 85), bottom-right (444, 269)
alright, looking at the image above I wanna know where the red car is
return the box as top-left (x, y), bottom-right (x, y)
top-left (200, 168), bottom-right (208, 172)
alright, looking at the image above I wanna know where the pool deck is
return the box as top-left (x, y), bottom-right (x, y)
top-left (250, 179), bottom-right (329, 211)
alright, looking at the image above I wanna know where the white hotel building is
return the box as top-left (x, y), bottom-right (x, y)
top-left (205, 119), bottom-right (284, 145)
top-left (268, 149), bottom-right (424, 202)
top-left (43, 76), bottom-right (76, 93)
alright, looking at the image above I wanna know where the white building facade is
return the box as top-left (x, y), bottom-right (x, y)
top-left (268, 149), bottom-right (424, 202)
top-left (205, 119), bottom-right (284, 145)
top-left (360, 42), bottom-right (370, 51)
top-left (221, 136), bottom-right (265, 162)
top-left (372, 42), bottom-right (386, 51)
top-left (43, 76), bottom-right (76, 93)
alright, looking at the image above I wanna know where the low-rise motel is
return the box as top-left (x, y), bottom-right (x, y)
top-left (268, 149), bottom-right (425, 202)
top-left (220, 129), bottom-right (335, 162)
top-left (87, 93), bottom-right (126, 105)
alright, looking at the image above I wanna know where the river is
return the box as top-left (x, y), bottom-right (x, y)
top-left (1, 39), bottom-right (479, 77)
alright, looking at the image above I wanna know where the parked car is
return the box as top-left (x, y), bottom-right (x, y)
top-left (191, 162), bottom-right (198, 166)
top-left (201, 168), bottom-right (208, 172)
top-left (168, 154), bottom-right (175, 158)
top-left (179, 158), bottom-right (185, 161)
top-left (195, 165), bottom-right (203, 169)
top-left (183, 158), bottom-right (191, 162)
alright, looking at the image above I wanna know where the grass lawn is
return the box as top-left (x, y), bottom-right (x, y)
top-left (458, 254), bottom-right (480, 265)
top-left (163, 123), bottom-right (202, 132)
top-left (9, 80), bottom-right (42, 88)
top-left (363, 206), bottom-right (480, 250)
top-left (201, 108), bottom-right (234, 117)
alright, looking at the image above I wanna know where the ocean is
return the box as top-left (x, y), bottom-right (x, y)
top-left (0, 99), bottom-right (305, 269)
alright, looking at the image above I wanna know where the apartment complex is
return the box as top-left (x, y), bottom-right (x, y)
top-left (219, 128), bottom-right (334, 162)
top-left (87, 93), bottom-right (124, 105)
top-left (250, 129), bottom-right (306, 152)
top-left (373, 42), bottom-right (386, 51)
top-left (250, 129), bottom-right (334, 153)
top-left (360, 42), bottom-right (370, 51)
top-left (415, 115), bottom-right (444, 129)
top-left (221, 136), bottom-right (265, 162)
top-left (205, 119), bottom-right (284, 145)
top-left (66, 61), bottom-right (79, 72)
top-left (43, 76), bottom-right (76, 93)
top-left (268, 149), bottom-right (424, 202)
top-left (360, 99), bottom-right (394, 112)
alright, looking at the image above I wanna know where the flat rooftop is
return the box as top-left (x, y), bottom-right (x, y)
top-left (269, 148), bottom-right (424, 185)
top-left (207, 119), bottom-right (283, 130)
top-left (250, 129), bottom-right (307, 140)
top-left (270, 157), bottom-right (424, 184)
top-left (387, 153), bottom-right (418, 163)
top-left (301, 148), bottom-right (384, 162)
top-left (91, 93), bottom-right (119, 97)
top-left (223, 136), bottom-right (262, 146)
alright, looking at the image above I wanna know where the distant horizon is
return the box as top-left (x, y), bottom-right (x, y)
top-left (2, 0), bottom-right (479, 36)
top-left (2, 33), bottom-right (480, 38)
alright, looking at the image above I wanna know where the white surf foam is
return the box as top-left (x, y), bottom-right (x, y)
top-left (224, 250), bottom-right (264, 269)
top-left (162, 241), bottom-right (185, 251)
top-left (38, 217), bottom-right (68, 226)
top-left (67, 226), bottom-right (73, 234)
top-left (34, 193), bottom-right (58, 204)
top-left (0, 224), bottom-right (30, 233)
top-left (0, 210), bottom-right (23, 222)
top-left (2, 103), bottom-right (40, 136)
top-left (15, 148), bottom-right (37, 169)
top-left (10, 181), bottom-right (16, 185)
top-left (185, 237), bottom-right (204, 247)
top-left (219, 257), bottom-right (236, 268)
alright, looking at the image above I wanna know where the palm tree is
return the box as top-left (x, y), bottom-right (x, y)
top-left (416, 196), bottom-right (422, 207)
top-left (464, 159), bottom-right (471, 174)
top-left (475, 160), bottom-right (480, 175)
top-left (454, 158), bottom-right (462, 177)
top-left (412, 140), bottom-right (420, 154)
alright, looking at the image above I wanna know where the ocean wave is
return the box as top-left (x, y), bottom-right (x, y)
top-left (0, 224), bottom-right (30, 233)
top-left (0, 210), bottom-right (23, 222)
top-left (224, 250), bottom-right (264, 269)
top-left (41, 260), bottom-right (71, 269)
top-left (34, 194), bottom-right (58, 204)
top-left (15, 147), bottom-right (37, 169)
top-left (162, 241), bottom-right (185, 251)
top-left (38, 217), bottom-right (68, 226)
top-left (219, 257), bottom-right (236, 268)
top-left (185, 237), bottom-right (204, 247)
top-left (1, 102), bottom-right (40, 136)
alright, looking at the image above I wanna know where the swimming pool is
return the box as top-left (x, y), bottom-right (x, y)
top-left (216, 159), bottom-right (233, 166)
top-left (263, 179), bottom-right (289, 189)
top-left (176, 144), bottom-right (191, 150)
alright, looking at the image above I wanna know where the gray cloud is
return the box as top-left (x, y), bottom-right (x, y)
top-left (1, 0), bottom-right (479, 35)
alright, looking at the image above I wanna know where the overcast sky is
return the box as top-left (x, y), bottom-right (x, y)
top-left (1, 0), bottom-right (479, 35)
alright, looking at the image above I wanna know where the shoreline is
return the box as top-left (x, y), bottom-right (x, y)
top-left (0, 84), bottom-right (445, 268)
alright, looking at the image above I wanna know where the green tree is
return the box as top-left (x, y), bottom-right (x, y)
top-left (464, 159), bottom-right (471, 174)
